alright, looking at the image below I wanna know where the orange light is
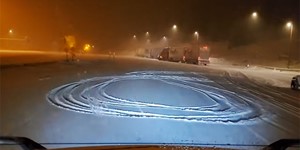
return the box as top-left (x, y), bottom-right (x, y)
top-left (83, 44), bottom-right (91, 52)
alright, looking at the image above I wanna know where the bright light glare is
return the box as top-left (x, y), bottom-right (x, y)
top-left (286, 22), bottom-right (293, 28)
top-left (252, 12), bottom-right (257, 18)
top-left (194, 31), bottom-right (198, 35)
top-left (83, 44), bottom-right (91, 52)
top-left (172, 25), bottom-right (177, 30)
top-left (133, 35), bottom-right (136, 38)
top-left (9, 29), bottom-right (13, 34)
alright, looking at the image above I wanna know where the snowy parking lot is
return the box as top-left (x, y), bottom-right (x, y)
top-left (1, 54), bottom-right (299, 149)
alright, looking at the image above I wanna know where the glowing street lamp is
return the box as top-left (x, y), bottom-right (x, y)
top-left (251, 12), bottom-right (257, 18)
top-left (286, 22), bottom-right (293, 38)
top-left (133, 35), bottom-right (137, 39)
top-left (171, 24), bottom-right (178, 46)
top-left (163, 36), bottom-right (167, 40)
top-left (194, 31), bottom-right (199, 39)
top-left (172, 24), bottom-right (177, 31)
top-left (83, 44), bottom-right (91, 52)
top-left (8, 29), bottom-right (14, 37)
top-left (286, 21), bottom-right (293, 68)
top-left (161, 36), bottom-right (168, 47)
top-left (9, 29), bottom-right (13, 34)
top-left (194, 31), bottom-right (199, 50)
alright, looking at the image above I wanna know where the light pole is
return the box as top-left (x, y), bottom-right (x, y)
top-left (286, 21), bottom-right (293, 68)
top-left (194, 31), bottom-right (199, 50)
top-left (162, 36), bottom-right (168, 47)
top-left (250, 11), bottom-right (259, 62)
top-left (132, 35), bottom-right (138, 53)
top-left (171, 24), bottom-right (177, 47)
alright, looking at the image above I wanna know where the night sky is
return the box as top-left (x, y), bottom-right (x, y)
top-left (1, 0), bottom-right (299, 50)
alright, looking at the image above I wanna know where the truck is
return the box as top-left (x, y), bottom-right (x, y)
top-left (150, 48), bottom-right (164, 59)
top-left (183, 47), bottom-right (199, 64)
top-left (183, 46), bottom-right (210, 65)
top-left (168, 47), bottom-right (185, 62)
top-left (158, 47), bottom-right (170, 61)
top-left (136, 48), bottom-right (150, 58)
top-left (198, 46), bottom-right (210, 65)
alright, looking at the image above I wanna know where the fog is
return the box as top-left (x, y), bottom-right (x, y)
top-left (1, 0), bottom-right (299, 68)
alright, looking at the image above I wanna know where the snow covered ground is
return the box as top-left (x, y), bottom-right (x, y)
top-left (209, 58), bottom-right (299, 88)
top-left (1, 53), bottom-right (299, 149)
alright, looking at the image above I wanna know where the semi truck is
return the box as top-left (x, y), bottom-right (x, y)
top-left (183, 46), bottom-right (210, 65)
top-left (158, 47), bottom-right (170, 61)
top-left (150, 48), bottom-right (164, 59)
top-left (198, 46), bottom-right (210, 65)
top-left (136, 48), bottom-right (150, 58)
top-left (183, 47), bottom-right (199, 64)
top-left (168, 47), bottom-right (185, 62)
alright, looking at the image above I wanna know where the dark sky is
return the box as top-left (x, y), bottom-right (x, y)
top-left (1, 0), bottom-right (299, 50)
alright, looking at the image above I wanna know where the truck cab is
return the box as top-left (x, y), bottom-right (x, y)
top-left (198, 46), bottom-right (210, 65)
top-left (158, 47), bottom-right (170, 61)
top-left (291, 75), bottom-right (300, 90)
top-left (183, 47), bottom-right (199, 64)
top-left (169, 47), bottom-right (185, 62)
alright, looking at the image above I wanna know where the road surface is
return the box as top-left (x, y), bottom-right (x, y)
top-left (0, 54), bottom-right (299, 149)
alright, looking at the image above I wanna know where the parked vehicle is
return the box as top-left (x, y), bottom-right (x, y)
top-left (168, 47), bottom-right (185, 62)
top-left (150, 48), bottom-right (164, 59)
top-left (198, 46), bottom-right (210, 65)
top-left (158, 47), bottom-right (170, 61)
top-left (291, 75), bottom-right (300, 90)
top-left (183, 47), bottom-right (199, 64)
top-left (136, 48), bottom-right (150, 58)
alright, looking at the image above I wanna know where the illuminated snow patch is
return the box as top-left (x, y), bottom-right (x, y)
top-left (47, 71), bottom-right (262, 123)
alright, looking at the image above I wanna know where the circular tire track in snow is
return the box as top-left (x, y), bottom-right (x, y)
top-left (47, 71), bottom-right (262, 123)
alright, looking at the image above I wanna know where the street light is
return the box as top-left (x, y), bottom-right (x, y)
top-left (9, 29), bottom-right (13, 34)
top-left (194, 31), bottom-right (199, 38)
top-left (172, 25), bottom-right (177, 30)
top-left (286, 21), bottom-right (293, 41)
top-left (252, 12), bottom-right (257, 18)
top-left (194, 31), bottom-right (199, 50)
top-left (286, 21), bottom-right (293, 68)
top-left (171, 25), bottom-right (178, 47)
top-left (133, 35), bottom-right (136, 39)
top-left (163, 36), bottom-right (167, 40)
top-left (161, 36), bottom-right (168, 47)
top-left (145, 32), bottom-right (150, 44)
